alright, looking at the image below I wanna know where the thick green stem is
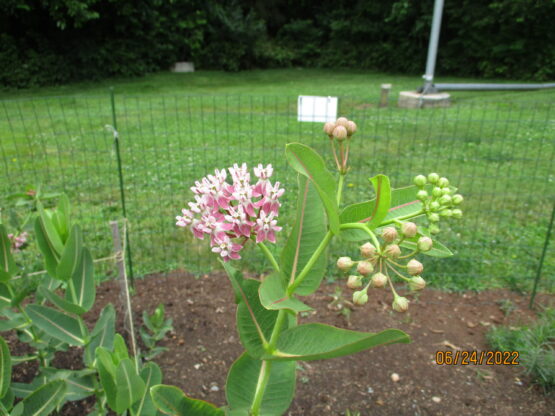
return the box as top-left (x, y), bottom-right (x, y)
top-left (257, 242), bottom-right (280, 273)
top-left (337, 173), bottom-right (345, 204)
top-left (340, 223), bottom-right (380, 249)
top-left (250, 360), bottom-right (273, 416)
top-left (380, 209), bottom-right (425, 226)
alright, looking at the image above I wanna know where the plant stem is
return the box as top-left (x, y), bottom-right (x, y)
top-left (257, 242), bottom-right (280, 273)
top-left (337, 173), bottom-right (345, 205)
top-left (340, 223), bottom-right (381, 249)
top-left (380, 209), bottom-right (425, 226)
top-left (250, 360), bottom-right (273, 416)
top-left (287, 231), bottom-right (333, 296)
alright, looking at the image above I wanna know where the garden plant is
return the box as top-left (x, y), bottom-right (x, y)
top-left (165, 117), bottom-right (465, 415)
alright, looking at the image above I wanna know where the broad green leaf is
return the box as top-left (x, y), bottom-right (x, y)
top-left (10, 355), bottom-right (37, 365)
top-left (96, 348), bottom-right (117, 409)
top-left (52, 194), bottom-right (70, 243)
top-left (132, 362), bottom-right (162, 416)
top-left (0, 387), bottom-right (14, 411)
top-left (11, 382), bottom-right (34, 399)
top-left (66, 248), bottom-right (95, 312)
top-left (222, 265), bottom-right (277, 358)
top-left (39, 368), bottom-right (96, 402)
top-left (0, 336), bottom-right (11, 398)
top-left (220, 261), bottom-right (244, 304)
top-left (340, 185), bottom-right (426, 241)
top-left (26, 304), bottom-right (87, 346)
top-left (56, 224), bottom-right (83, 281)
top-left (0, 284), bottom-right (11, 309)
top-left (150, 385), bottom-right (223, 416)
top-left (34, 217), bottom-right (60, 278)
top-left (115, 358), bottom-right (145, 413)
top-left (19, 380), bottom-right (65, 416)
top-left (37, 286), bottom-right (86, 315)
top-left (226, 352), bottom-right (296, 416)
top-left (279, 175), bottom-right (327, 296)
top-left (400, 238), bottom-right (453, 258)
top-left (266, 323), bottom-right (410, 361)
top-left (366, 175), bottom-right (391, 228)
top-left (0, 225), bottom-right (16, 282)
top-left (285, 143), bottom-right (340, 234)
top-left (259, 273), bottom-right (313, 313)
top-left (36, 203), bottom-right (64, 255)
top-left (113, 333), bottom-right (129, 361)
top-left (84, 304), bottom-right (115, 366)
top-left (0, 314), bottom-right (26, 331)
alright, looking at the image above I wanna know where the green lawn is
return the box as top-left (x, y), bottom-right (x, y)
top-left (1, 69), bottom-right (554, 292)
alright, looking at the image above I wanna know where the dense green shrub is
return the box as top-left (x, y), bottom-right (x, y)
top-left (1, 0), bottom-right (554, 87)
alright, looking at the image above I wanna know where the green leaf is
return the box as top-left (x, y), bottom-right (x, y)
top-left (279, 175), bottom-right (327, 296)
top-left (0, 336), bottom-right (11, 399)
top-left (0, 284), bottom-right (12, 309)
top-left (26, 304), bottom-right (87, 346)
top-left (56, 224), bottom-right (83, 281)
top-left (259, 273), bottom-right (313, 313)
top-left (52, 194), bottom-right (70, 243)
top-left (226, 352), bottom-right (296, 416)
top-left (66, 248), bottom-right (95, 312)
top-left (84, 304), bottom-right (115, 367)
top-left (34, 217), bottom-right (60, 278)
top-left (266, 323), bottom-right (410, 361)
top-left (39, 368), bottom-right (96, 402)
top-left (115, 358), bottom-right (146, 413)
top-left (0, 225), bottom-right (16, 282)
top-left (37, 286), bottom-right (86, 316)
top-left (150, 385), bottom-right (223, 416)
top-left (220, 261), bottom-right (244, 304)
top-left (222, 265), bottom-right (277, 358)
top-left (400, 238), bottom-right (453, 258)
top-left (132, 362), bottom-right (163, 416)
top-left (113, 333), bottom-right (129, 361)
top-left (36, 203), bottom-right (64, 255)
top-left (19, 380), bottom-right (66, 416)
top-left (0, 387), bottom-right (14, 411)
top-left (96, 348), bottom-right (117, 408)
top-left (285, 143), bottom-right (340, 234)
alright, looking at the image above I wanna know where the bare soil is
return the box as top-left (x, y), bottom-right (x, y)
top-left (8, 271), bottom-right (555, 415)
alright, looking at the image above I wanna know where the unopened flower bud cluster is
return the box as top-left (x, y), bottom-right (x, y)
top-left (336, 221), bottom-right (437, 312)
top-left (8, 231), bottom-right (28, 252)
top-left (413, 173), bottom-right (464, 235)
top-left (323, 117), bottom-right (357, 174)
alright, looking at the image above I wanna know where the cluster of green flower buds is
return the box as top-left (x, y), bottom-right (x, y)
top-left (336, 221), bottom-right (435, 312)
top-left (323, 117), bottom-right (357, 174)
top-left (413, 173), bottom-right (464, 235)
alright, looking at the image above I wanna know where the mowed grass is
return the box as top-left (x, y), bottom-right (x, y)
top-left (1, 69), bottom-right (554, 292)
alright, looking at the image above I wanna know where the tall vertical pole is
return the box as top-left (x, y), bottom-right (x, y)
top-left (529, 201), bottom-right (555, 309)
top-left (422, 0), bottom-right (445, 94)
top-left (110, 88), bottom-right (135, 287)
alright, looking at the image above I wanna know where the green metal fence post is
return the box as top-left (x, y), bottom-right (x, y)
top-left (529, 201), bottom-right (555, 309)
top-left (110, 87), bottom-right (135, 287)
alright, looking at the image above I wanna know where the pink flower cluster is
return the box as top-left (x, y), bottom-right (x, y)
top-left (8, 232), bottom-right (28, 252)
top-left (176, 163), bottom-right (284, 261)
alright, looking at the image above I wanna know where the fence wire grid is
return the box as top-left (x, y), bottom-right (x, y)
top-left (1, 92), bottom-right (554, 292)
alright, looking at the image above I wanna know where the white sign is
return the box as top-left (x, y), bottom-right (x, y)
top-left (297, 95), bottom-right (338, 122)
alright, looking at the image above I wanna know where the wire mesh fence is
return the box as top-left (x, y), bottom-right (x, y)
top-left (1, 91), bottom-right (554, 292)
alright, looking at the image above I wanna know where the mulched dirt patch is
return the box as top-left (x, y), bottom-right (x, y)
top-left (7, 271), bottom-right (555, 415)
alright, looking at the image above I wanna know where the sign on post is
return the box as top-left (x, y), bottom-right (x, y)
top-left (297, 95), bottom-right (338, 122)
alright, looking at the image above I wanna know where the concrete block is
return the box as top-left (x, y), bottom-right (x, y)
top-left (171, 62), bottom-right (195, 73)
top-left (398, 91), bottom-right (451, 109)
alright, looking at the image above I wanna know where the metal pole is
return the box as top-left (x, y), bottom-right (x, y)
top-left (110, 88), bottom-right (135, 287)
top-left (422, 0), bottom-right (445, 94)
top-left (529, 201), bottom-right (555, 309)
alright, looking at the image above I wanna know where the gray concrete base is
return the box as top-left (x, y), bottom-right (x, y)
top-left (171, 62), bottom-right (195, 73)
top-left (398, 91), bottom-right (451, 108)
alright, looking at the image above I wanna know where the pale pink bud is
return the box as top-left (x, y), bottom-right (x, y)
top-left (407, 259), bottom-right (423, 276)
top-left (332, 125), bottom-right (348, 141)
top-left (371, 272), bottom-right (388, 288)
top-left (382, 227), bottom-right (398, 243)
top-left (323, 122), bottom-right (336, 136)
top-left (356, 261), bottom-right (374, 276)
top-left (335, 117), bottom-right (349, 127)
top-left (401, 222), bottom-right (417, 238)
top-left (337, 256), bottom-right (354, 271)
top-left (392, 296), bottom-right (409, 312)
top-left (347, 275), bottom-right (362, 289)
top-left (384, 244), bottom-right (401, 259)
top-left (346, 120), bottom-right (357, 136)
top-left (360, 242), bottom-right (377, 259)
top-left (409, 276), bottom-right (426, 291)
top-left (417, 236), bottom-right (433, 252)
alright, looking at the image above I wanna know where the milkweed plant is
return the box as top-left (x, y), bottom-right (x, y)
top-left (158, 117), bottom-right (465, 415)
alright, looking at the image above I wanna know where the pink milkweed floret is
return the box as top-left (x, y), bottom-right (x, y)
top-left (8, 231), bottom-right (28, 252)
top-left (176, 163), bottom-right (284, 261)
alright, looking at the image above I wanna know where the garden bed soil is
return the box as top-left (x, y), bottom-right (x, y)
top-left (8, 271), bottom-right (555, 415)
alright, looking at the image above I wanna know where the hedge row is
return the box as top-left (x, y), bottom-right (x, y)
top-left (1, 0), bottom-right (554, 87)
